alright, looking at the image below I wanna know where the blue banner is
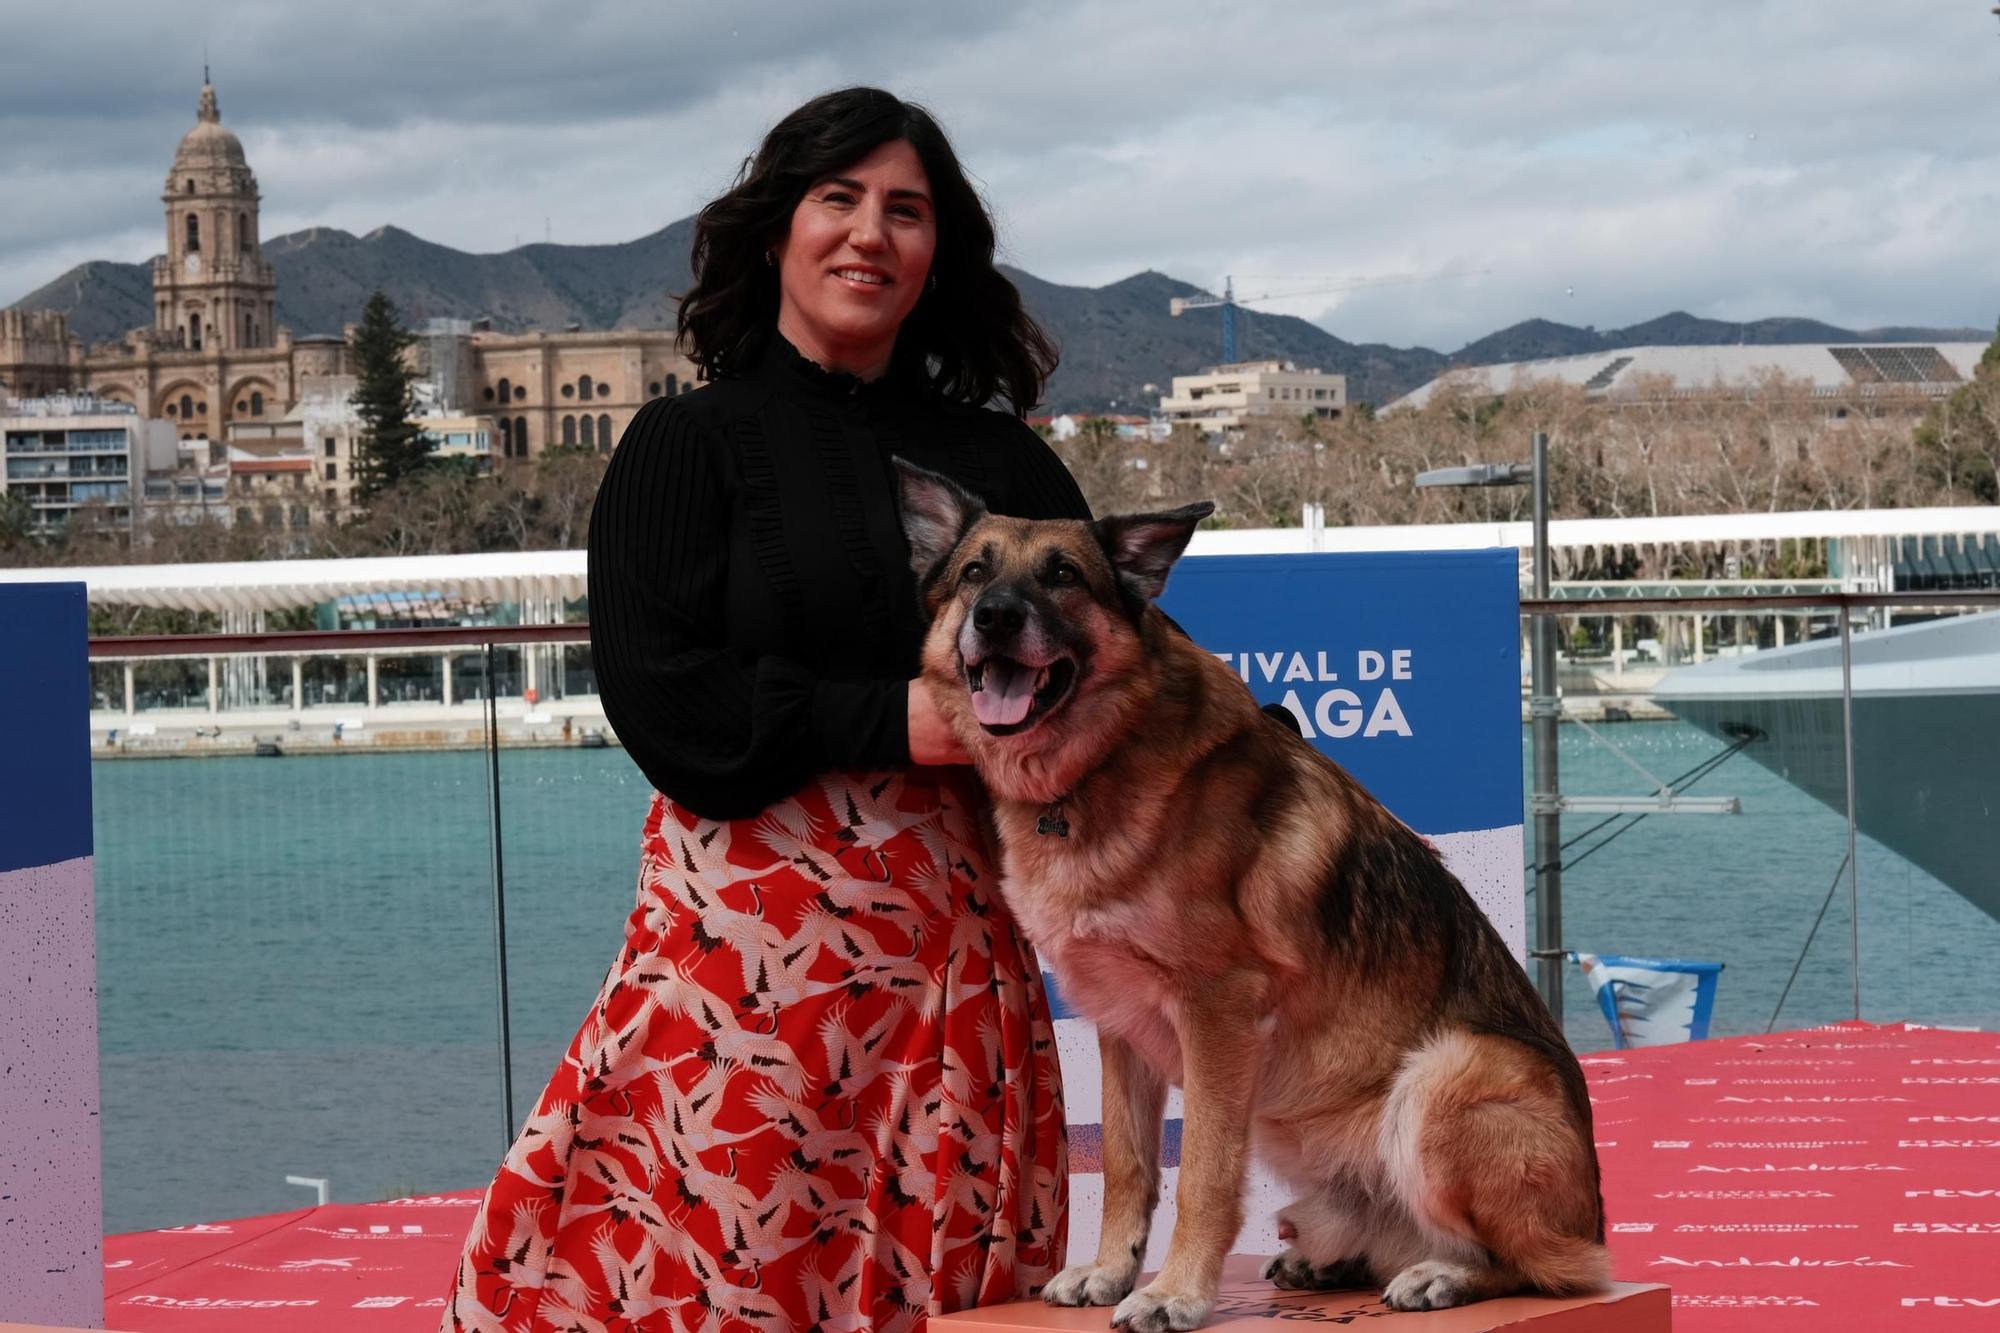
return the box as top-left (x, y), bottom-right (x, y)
top-left (0, 582), bottom-right (93, 873)
top-left (1159, 549), bottom-right (1522, 837)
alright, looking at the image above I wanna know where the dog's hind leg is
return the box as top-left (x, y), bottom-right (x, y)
top-left (1376, 1031), bottom-right (1609, 1313)
top-left (1262, 1179), bottom-right (1373, 1291)
top-left (1042, 1031), bottom-right (1166, 1309)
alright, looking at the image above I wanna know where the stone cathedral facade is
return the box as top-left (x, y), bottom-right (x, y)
top-left (0, 80), bottom-right (698, 468)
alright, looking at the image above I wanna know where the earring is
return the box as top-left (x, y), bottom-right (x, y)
top-left (926, 274), bottom-right (937, 293)
top-left (764, 249), bottom-right (775, 267)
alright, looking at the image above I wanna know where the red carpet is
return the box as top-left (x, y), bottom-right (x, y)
top-left (102, 1022), bottom-right (1999, 1330)
top-left (1587, 1020), bottom-right (2000, 1328)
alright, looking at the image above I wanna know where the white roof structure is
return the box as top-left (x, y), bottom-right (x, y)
top-left (0, 549), bottom-right (586, 614)
top-left (1388, 342), bottom-right (1988, 412)
top-left (5, 504), bottom-right (1998, 613)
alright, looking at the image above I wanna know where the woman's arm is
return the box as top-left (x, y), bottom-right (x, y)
top-left (589, 399), bottom-right (910, 818)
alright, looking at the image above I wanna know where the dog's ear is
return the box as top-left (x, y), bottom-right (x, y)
top-left (1093, 501), bottom-right (1215, 602)
top-left (894, 457), bottom-right (987, 581)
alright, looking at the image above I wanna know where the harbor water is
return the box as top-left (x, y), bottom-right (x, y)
top-left (92, 726), bottom-right (2000, 1233)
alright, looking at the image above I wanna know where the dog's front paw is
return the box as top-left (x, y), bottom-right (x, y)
top-left (1261, 1248), bottom-right (1371, 1291)
top-left (1042, 1261), bottom-right (1137, 1308)
top-left (1110, 1281), bottom-right (1210, 1332)
top-left (1382, 1260), bottom-right (1476, 1312)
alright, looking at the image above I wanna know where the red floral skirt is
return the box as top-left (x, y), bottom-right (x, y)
top-left (443, 768), bottom-right (1068, 1331)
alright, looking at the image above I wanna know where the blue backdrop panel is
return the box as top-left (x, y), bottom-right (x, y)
top-left (0, 582), bottom-right (93, 872)
top-left (1159, 549), bottom-right (1521, 837)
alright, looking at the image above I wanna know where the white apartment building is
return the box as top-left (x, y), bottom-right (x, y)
top-left (2, 395), bottom-right (176, 532)
top-left (1157, 360), bottom-right (1347, 432)
top-left (422, 413), bottom-right (497, 473)
top-left (297, 376), bottom-right (365, 513)
top-left (141, 437), bottom-right (231, 525)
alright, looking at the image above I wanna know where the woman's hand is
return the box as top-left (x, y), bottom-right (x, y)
top-left (907, 678), bottom-right (972, 766)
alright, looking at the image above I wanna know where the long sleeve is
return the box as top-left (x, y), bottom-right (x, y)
top-left (589, 399), bottom-right (908, 819)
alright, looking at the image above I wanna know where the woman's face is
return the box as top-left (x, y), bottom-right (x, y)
top-left (774, 138), bottom-right (937, 379)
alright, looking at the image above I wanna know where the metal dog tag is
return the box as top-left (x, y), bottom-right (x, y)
top-left (1036, 809), bottom-right (1070, 838)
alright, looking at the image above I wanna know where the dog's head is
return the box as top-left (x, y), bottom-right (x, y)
top-left (896, 459), bottom-right (1211, 793)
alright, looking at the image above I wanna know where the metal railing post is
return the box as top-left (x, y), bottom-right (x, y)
top-left (1840, 611), bottom-right (1861, 1020)
top-left (1529, 431), bottom-right (1563, 1024)
top-left (483, 643), bottom-right (518, 1147)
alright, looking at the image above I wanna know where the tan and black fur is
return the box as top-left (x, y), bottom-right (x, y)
top-left (896, 462), bottom-right (1606, 1331)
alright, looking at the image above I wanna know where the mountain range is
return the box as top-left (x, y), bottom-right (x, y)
top-left (11, 220), bottom-right (1987, 410)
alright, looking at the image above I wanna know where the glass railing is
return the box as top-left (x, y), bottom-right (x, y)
top-left (1524, 593), bottom-right (2000, 1052)
top-left (78, 593), bottom-right (2000, 1230)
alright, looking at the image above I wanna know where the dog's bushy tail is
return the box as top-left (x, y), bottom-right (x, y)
top-left (1513, 1236), bottom-right (1611, 1296)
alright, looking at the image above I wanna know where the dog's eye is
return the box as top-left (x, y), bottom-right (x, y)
top-left (1051, 562), bottom-right (1080, 586)
top-left (961, 560), bottom-right (988, 584)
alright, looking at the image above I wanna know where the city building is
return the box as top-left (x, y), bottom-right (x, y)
top-left (2, 395), bottom-right (175, 532)
top-left (0, 77), bottom-right (702, 520)
top-left (464, 327), bottom-right (696, 459)
top-left (293, 376), bottom-right (365, 513)
top-left (1387, 342), bottom-right (1990, 414)
top-left (1033, 413), bottom-right (1164, 442)
top-left (140, 436), bottom-right (230, 526)
top-left (224, 436), bottom-right (315, 533)
top-left (420, 413), bottom-right (497, 471)
top-left (1157, 360), bottom-right (1346, 432)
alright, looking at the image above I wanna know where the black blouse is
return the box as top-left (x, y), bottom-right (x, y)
top-left (588, 335), bottom-right (1093, 820)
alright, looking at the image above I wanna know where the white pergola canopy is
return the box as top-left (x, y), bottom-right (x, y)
top-left (1, 549), bottom-right (587, 615)
top-left (4, 504), bottom-right (1998, 614)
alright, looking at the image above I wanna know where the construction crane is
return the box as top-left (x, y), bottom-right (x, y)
top-left (1169, 270), bottom-right (1477, 364)
top-left (1171, 276), bottom-right (1251, 364)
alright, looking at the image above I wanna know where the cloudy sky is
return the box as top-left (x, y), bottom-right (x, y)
top-left (4, 0), bottom-right (1997, 351)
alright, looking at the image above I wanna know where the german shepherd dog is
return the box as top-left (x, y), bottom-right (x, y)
top-left (895, 463), bottom-right (1606, 1331)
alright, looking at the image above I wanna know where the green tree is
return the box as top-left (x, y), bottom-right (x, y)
top-left (348, 291), bottom-right (433, 500)
top-left (0, 491), bottom-right (36, 562)
top-left (1912, 316), bottom-right (2000, 505)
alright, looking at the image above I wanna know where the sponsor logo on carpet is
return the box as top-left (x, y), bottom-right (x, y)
top-left (1655, 1189), bottom-right (1836, 1200)
top-left (1704, 1139), bottom-right (1868, 1148)
top-left (1676, 1295), bottom-right (1819, 1308)
top-left (124, 1296), bottom-right (321, 1308)
top-left (1651, 1255), bottom-right (1910, 1268)
top-left (1673, 1222), bottom-right (1859, 1233)
top-left (1895, 1223), bottom-right (2000, 1234)
top-left (1689, 1162), bottom-right (1906, 1173)
top-left (1717, 1094), bottom-right (1909, 1103)
top-left (1902, 1297), bottom-right (2000, 1308)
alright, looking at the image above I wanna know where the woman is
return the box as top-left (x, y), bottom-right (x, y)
top-left (445, 88), bottom-right (1086, 1332)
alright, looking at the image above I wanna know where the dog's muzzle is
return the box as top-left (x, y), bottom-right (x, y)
top-left (962, 590), bottom-right (1077, 734)
top-left (964, 655), bottom-right (1076, 731)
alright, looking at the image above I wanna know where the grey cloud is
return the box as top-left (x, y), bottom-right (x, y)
top-left (5, 0), bottom-right (1997, 350)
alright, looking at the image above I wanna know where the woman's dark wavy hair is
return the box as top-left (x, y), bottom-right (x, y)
top-left (677, 87), bottom-right (1058, 415)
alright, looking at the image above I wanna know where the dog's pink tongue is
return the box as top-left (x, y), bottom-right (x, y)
top-left (972, 660), bottom-right (1036, 727)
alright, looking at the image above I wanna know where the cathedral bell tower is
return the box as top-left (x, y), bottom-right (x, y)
top-left (153, 77), bottom-right (276, 354)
